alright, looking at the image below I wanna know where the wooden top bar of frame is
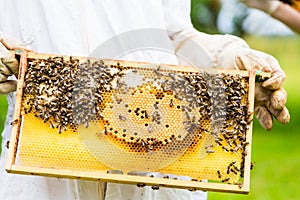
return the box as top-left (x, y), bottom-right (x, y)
top-left (16, 51), bottom-right (271, 79)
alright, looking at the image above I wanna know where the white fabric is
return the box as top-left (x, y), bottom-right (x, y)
top-left (0, 41), bottom-right (11, 58)
top-left (105, 172), bottom-right (207, 200)
top-left (170, 29), bottom-right (249, 69)
top-left (0, 0), bottom-right (211, 199)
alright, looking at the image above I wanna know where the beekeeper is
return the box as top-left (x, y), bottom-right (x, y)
top-left (0, 0), bottom-right (290, 199)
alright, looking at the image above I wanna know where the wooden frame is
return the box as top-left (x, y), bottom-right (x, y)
top-left (5, 51), bottom-right (262, 194)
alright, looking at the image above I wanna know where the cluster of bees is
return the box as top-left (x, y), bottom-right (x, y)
top-left (101, 69), bottom-right (201, 155)
top-left (23, 57), bottom-right (120, 133)
top-left (186, 73), bottom-right (251, 183)
top-left (22, 56), bottom-right (251, 186)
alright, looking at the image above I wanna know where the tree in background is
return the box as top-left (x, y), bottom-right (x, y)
top-left (191, 0), bottom-right (221, 34)
top-left (231, 3), bottom-right (249, 36)
top-left (191, 0), bottom-right (249, 36)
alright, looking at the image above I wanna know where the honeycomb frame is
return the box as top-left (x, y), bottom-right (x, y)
top-left (5, 51), bottom-right (258, 194)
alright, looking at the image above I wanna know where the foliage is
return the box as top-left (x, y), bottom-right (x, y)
top-left (0, 95), bottom-right (7, 134)
top-left (191, 0), bottom-right (221, 34)
top-left (231, 3), bottom-right (249, 36)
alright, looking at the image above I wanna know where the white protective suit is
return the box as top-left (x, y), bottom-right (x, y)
top-left (0, 0), bottom-right (210, 199)
top-left (0, 0), bottom-right (289, 199)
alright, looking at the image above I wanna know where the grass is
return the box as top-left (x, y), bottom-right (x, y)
top-left (0, 95), bottom-right (7, 137)
top-left (0, 36), bottom-right (299, 200)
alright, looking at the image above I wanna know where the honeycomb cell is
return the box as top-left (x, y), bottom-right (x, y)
top-left (18, 57), bottom-right (252, 185)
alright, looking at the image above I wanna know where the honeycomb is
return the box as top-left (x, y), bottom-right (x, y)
top-left (15, 55), bottom-right (253, 188)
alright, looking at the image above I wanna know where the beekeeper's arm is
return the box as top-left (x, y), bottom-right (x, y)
top-left (162, 0), bottom-right (290, 131)
top-left (240, 0), bottom-right (300, 34)
top-left (0, 32), bottom-right (30, 94)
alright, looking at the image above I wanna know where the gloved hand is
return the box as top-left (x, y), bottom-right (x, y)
top-left (170, 29), bottom-right (290, 131)
top-left (240, 0), bottom-right (282, 15)
top-left (218, 41), bottom-right (290, 131)
top-left (230, 48), bottom-right (290, 130)
top-left (0, 32), bottom-right (29, 94)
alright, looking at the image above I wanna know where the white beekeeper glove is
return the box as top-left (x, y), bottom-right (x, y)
top-left (0, 32), bottom-right (30, 94)
top-left (218, 35), bottom-right (289, 131)
top-left (170, 29), bottom-right (290, 131)
top-left (240, 0), bottom-right (281, 15)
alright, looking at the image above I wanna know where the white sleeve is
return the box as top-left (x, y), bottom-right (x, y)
top-left (161, 0), bottom-right (250, 69)
top-left (161, 0), bottom-right (194, 33)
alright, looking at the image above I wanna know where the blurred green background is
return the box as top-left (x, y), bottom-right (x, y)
top-left (0, 0), bottom-right (299, 200)
top-left (0, 96), bottom-right (6, 135)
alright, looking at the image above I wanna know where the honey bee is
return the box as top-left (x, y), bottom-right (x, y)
top-left (119, 115), bottom-right (126, 121)
top-left (50, 121), bottom-right (55, 129)
top-left (137, 183), bottom-right (146, 188)
top-left (250, 162), bottom-right (255, 170)
top-left (104, 127), bottom-right (108, 135)
top-left (144, 110), bottom-right (149, 119)
top-left (10, 119), bottom-right (18, 126)
top-left (151, 186), bottom-right (159, 190)
top-left (169, 99), bottom-right (174, 107)
top-left (222, 177), bottom-right (230, 183)
top-left (230, 169), bottom-right (238, 175)
top-left (188, 188), bottom-right (197, 192)
top-left (148, 124), bottom-right (152, 133)
top-left (237, 182), bottom-right (243, 189)
top-left (153, 65), bottom-right (164, 77)
top-left (206, 149), bottom-right (215, 154)
top-left (217, 170), bottom-right (222, 179)
top-left (5, 141), bottom-right (10, 149)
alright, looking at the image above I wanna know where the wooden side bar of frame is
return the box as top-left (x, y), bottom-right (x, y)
top-left (5, 51), bottom-right (28, 171)
top-left (242, 70), bottom-right (256, 193)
